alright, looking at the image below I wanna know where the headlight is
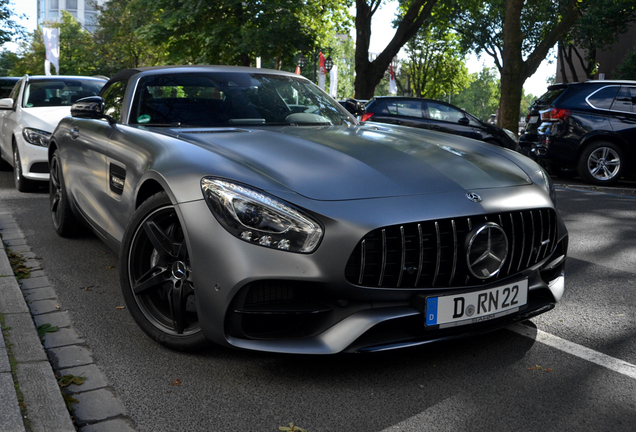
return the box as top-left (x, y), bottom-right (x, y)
top-left (533, 167), bottom-right (556, 204)
top-left (23, 128), bottom-right (51, 147)
top-left (201, 178), bottom-right (323, 253)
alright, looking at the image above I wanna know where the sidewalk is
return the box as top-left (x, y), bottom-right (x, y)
top-left (0, 204), bottom-right (135, 432)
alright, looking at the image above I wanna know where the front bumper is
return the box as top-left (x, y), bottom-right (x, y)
top-left (178, 185), bottom-right (568, 354)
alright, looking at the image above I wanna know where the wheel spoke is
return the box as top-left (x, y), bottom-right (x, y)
top-left (133, 265), bottom-right (170, 295)
top-left (51, 191), bottom-right (61, 213)
top-left (169, 283), bottom-right (188, 334)
top-left (142, 219), bottom-right (180, 261)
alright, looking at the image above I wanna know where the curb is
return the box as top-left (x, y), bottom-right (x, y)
top-left (0, 206), bottom-right (136, 431)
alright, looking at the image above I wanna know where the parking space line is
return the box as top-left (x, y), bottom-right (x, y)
top-left (509, 323), bottom-right (636, 380)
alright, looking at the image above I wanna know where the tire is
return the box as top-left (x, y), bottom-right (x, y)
top-left (577, 141), bottom-right (624, 186)
top-left (119, 192), bottom-right (207, 350)
top-left (13, 144), bottom-right (36, 192)
top-left (49, 150), bottom-right (80, 237)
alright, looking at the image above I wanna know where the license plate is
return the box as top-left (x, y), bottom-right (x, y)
top-left (425, 279), bottom-right (528, 329)
top-left (528, 115), bottom-right (539, 124)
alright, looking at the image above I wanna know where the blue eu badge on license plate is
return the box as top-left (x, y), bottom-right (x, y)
top-left (426, 297), bottom-right (438, 326)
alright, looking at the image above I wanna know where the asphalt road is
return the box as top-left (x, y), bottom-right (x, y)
top-left (1, 170), bottom-right (635, 432)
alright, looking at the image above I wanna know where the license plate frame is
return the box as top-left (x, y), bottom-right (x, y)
top-left (425, 279), bottom-right (529, 329)
top-left (528, 115), bottom-right (539, 124)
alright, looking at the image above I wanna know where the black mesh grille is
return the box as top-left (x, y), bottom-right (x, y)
top-left (345, 209), bottom-right (558, 289)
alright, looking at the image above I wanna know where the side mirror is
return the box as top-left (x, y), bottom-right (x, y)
top-left (340, 98), bottom-right (366, 118)
top-left (71, 96), bottom-right (115, 125)
top-left (458, 117), bottom-right (470, 125)
top-left (0, 98), bottom-right (14, 110)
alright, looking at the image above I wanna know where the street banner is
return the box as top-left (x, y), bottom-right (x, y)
top-left (318, 52), bottom-right (326, 90)
top-left (329, 64), bottom-right (338, 98)
top-left (43, 27), bottom-right (60, 75)
top-left (389, 63), bottom-right (397, 95)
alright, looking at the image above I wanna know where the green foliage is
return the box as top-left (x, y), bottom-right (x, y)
top-left (403, 27), bottom-right (469, 99)
top-left (614, 48), bottom-right (636, 80)
top-left (94, 0), bottom-right (168, 76)
top-left (279, 423), bottom-right (307, 432)
top-left (138, 0), bottom-right (352, 70)
top-left (452, 67), bottom-right (500, 121)
top-left (7, 248), bottom-right (30, 280)
top-left (0, 0), bottom-right (26, 45)
top-left (10, 11), bottom-right (103, 76)
top-left (36, 323), bottom-right (59, 339)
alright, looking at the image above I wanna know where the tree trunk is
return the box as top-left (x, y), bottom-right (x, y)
top-left (354, 0), bottom-right (438, 100)
top-left (499, 0), bottom-right (525, 133)
top-left (498, 0), bottom-right (581, 134)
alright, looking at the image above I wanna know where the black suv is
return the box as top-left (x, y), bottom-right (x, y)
top-left (363, 96), bottom-right (519, 150)
top-left (520, 80), bottom-right (636, 185)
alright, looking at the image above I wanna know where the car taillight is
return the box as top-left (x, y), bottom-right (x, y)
top-left (360, 113), bottom-right (374, 122)
top-left (540, 108), bottom-right (570, 121)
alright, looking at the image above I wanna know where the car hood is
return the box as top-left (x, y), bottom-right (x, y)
top-left (168, 124), bottom-right (532, 201)
top-left (22, 106), bottom-right (71, 132)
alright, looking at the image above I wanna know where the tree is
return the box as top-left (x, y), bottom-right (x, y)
top-left (456, 0), bottom-right (582, 134)
top-left (558, 0), bottom-right (636, 82)
top-left (139, 0), bottom-right (351, 71)
top-left (0, 0), bottom-right (26, 45)
top-left (452, 67), bottom-right (499, 121)
top-left (402, 26), bottom-right (469, 100)
top-left (10, 12), bottom-right (102, 76)
top-left (614, 47), bottom-right (636, 80)
top-left (94, 0), bottom-right (168, 76)
top-left (353, 0), bottom-right (439, 99)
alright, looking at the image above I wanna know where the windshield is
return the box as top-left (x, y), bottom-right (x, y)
top-left (23, 79), bottom-right (104, 108)
top-left (130, 72), bottom-right (354, 127)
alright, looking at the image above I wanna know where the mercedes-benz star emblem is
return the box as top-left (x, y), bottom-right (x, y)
top-left (466, 222), bottom-right (508, 279)
top-left (466, 192), bottom-right (482, 203)
top-left (172, 261), bottom-right (187, 280)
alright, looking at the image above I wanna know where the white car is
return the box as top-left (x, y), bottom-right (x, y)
top-left (0, 75), bottom-right (106, 191)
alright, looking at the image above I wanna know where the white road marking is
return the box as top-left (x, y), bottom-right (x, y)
top-left (509, 323), bottom-right (636, 380)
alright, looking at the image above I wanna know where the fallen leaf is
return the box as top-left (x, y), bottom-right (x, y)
top-left (116, 306), bottom-right (126, 309)
top-left (172, 379), bottom-right (182, 386)
top-left (106, 265), bottom-right (116, 269)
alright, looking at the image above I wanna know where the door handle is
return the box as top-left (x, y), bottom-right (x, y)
top-left (69, 128), bottom-right (79, 139)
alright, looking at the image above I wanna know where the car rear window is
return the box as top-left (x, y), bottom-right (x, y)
top-left (534, 87), bottom-right (567, 107)
top-left (587, 86), bottom-right (620, 110)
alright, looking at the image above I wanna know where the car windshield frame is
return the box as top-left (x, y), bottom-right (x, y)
top-left (22, 78), bottom-right (105, 108)
top-left (129, 72), bottom-right (355, 128)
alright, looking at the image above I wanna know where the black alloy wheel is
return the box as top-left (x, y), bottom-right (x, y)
top-left (49, 150), bottom-right (79, 236)
top-left (119, 192), bottom-right (206, 350)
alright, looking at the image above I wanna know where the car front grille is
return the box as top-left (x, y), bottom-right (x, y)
top-left (345, 208), bottom-right (558, 289)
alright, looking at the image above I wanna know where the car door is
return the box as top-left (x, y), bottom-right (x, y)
top-left (0, 78), bottom-right (24, 163)
top-left (63, 81), bottom-right (125, 239)
top-left (608, 86), bottom-right (636, 147)
top-left (424, 101), bottom-right (482, 140)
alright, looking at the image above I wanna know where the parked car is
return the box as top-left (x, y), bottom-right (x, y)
top-left (49, 65), bottom-right (567, 354)
top-left (0, 77), bottom-right (19, 98)
top-left (519, 80), bottom-right (636, 185)
top-left (362, 96), bottom-right (519, 151)
top-left (0, 75), bottom-right (106, 191)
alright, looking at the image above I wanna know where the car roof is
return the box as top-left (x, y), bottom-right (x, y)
top-left (547, 79), bottom-right (636, 91)
top-left (23, 75), bottom-right (107, 82)
top-left (108, 65), bottom-right (303, 83)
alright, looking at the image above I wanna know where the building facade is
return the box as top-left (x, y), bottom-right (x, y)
top-left (37, 0), bottom-right (106, 33)
top-left (555, 24), bottom-right (636, 83)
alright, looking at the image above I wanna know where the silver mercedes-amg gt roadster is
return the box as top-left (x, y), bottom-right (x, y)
top-left (48, 66), bottom-right (568, 354)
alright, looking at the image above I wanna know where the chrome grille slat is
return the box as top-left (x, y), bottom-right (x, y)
top-left (449, 220), bottom-right (457, 285)
top-left (432, 222), bottom-right (441, 286)
top-left (379, 229), bottom-right (387, 286)
top-left (345, 208), bottom-right (558, 289)
top-left (397, 226), bottom-right (406, 287)
top-left (358, 239), bottom-right (366, 285)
